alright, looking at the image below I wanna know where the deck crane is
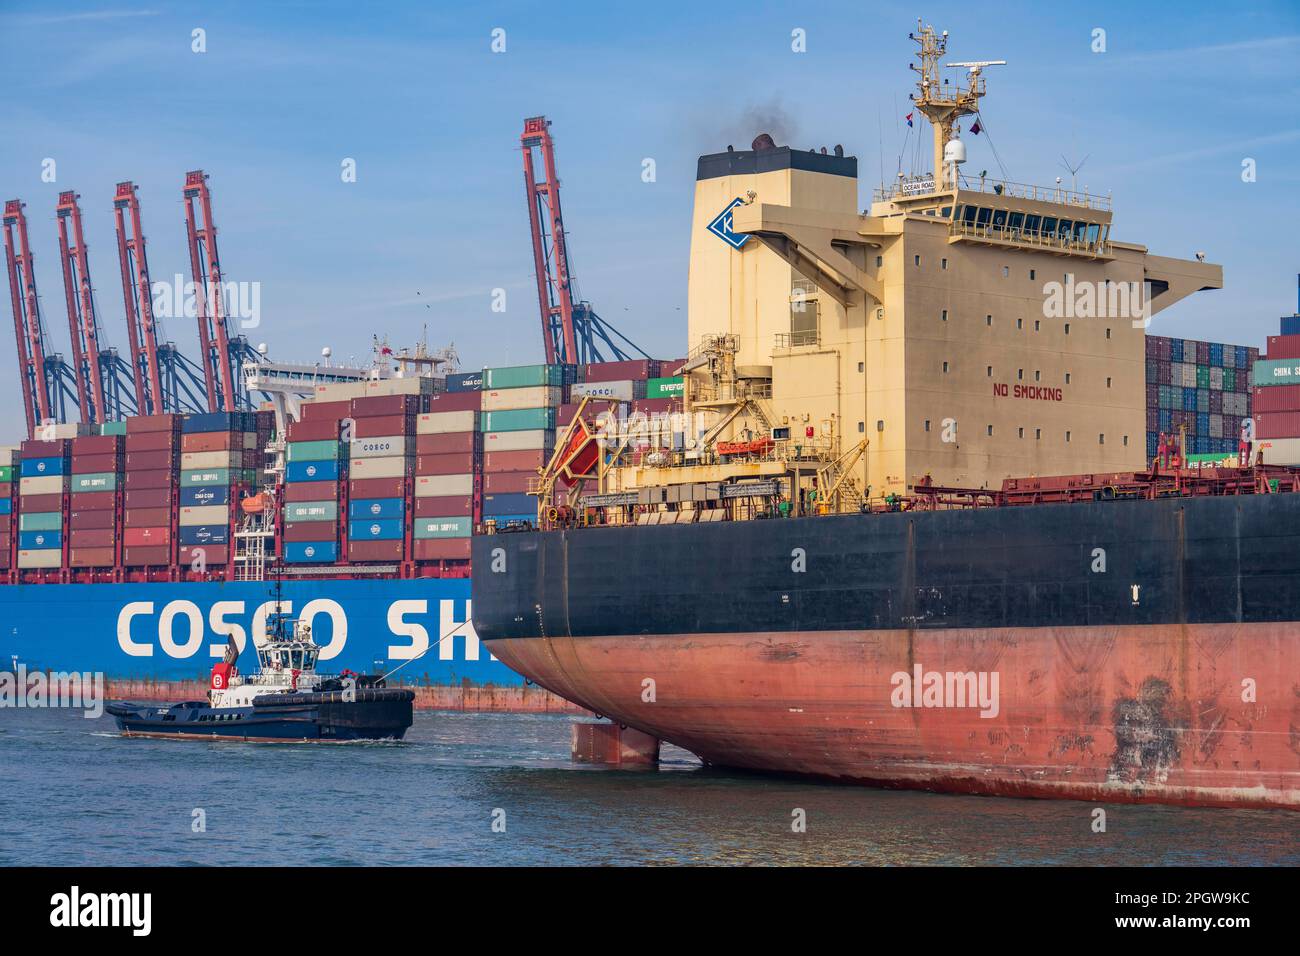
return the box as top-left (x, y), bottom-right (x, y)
top-left (520, 116), bottom-right (649, 366)
top-left (4, 198), bottom-right (81, 435)
top-left (183, 169), bottom-right (259, 411)
top-left (56, 190), bottom-right (138, 423)
top-left (114, 180), bottom-right (208, 414)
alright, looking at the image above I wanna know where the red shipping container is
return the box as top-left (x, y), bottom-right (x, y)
top-left (123, 546), bottom-right (171, 566)
top-left (348, 540), bottom-right (404, 562)
top-left (70, 435), bottom-right (122, 455)
top-left (20, 492), bottom-right (62, 512)
top-left (483, 470), bottom-right (532, 494)
top-left (124, 488), bottom-right (172, 509)
top-left (1255, 412), bottom-right (1300, 439)
top-left (0, 516), bottom-right (10, 533)
top-left (283, 522), bottom-right (339, 543)
top-left (71, 453), bottom-right (121, 475)
top-left (69, 548), bottom-right (116, 567)
top-left (70, 528), bottom-right (116, 548)
top-left (416, 452), bottom-right (478, 476)
top-left (414, 495), bottom-right (473, 518)
top-left (124, 508), bottom-right (172, 528)
top-left (1266, 335), bottom-right (1300, 360)
top-left (413, 538), bottom-right (471, 562)
top-left (415, 432), bottom-right (476, 455)
top-left (423, 391), bottom-right (481, 413)
top-left (181, 431), bottom-right (236, 453)
top-left (124, 526), bottom-right (171, 546)
top-left (630, 398), bottom-right (682, 416)
top-left (582, 359), bottom-right (657, 383)
top-left (20, 437), bottom-right (70, 457)
top-left (1251, 385), bottom-right (1300, 414)
top-left (125, 430), bottom-right (177, 452)
top-left (0, 552), bottom-right (9, 569)
top-left (126, 413), bottom-right (181, 434)
top-left (0, 485), bottom-right (10, 499)
top-left (180, 544), bottom-right (229, 565)
top-left (284, 480), bottom-right (339, 502)
top-left (349, 477), bottom-right (405, 499)
top-left (125, 449), bottom-right (176, 470)
top-left (484, 449), bottom-right (548, 472)
top-left (70, 491), bottom-right (115, 511)
top-left (300, 400), bottom-right (351, 422)
top-left (351, 394), bottom-right (420, 418)
top-left (660, 358), bottom-right (687, 376)
top-left (286, 418), bottom-right (340, 442)
top-left (355, 414), bottom-right (415, 438)
top-left (69, 509), bottom-right (116, 531)
top-left (124, 470), bottom-right (175, 490)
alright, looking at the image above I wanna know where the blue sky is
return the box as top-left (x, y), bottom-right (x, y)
top-left (1, 1), bottom-right (1298, 442)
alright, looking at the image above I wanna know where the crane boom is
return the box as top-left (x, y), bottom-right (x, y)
top-left (114, 181), bottom-right (167, 416)
top-left (183, 169), bottom-right (237, 411)
top-left (56, 191), bottom-right (106, 422)
top-left (4, 199), bottom-right (48, 434)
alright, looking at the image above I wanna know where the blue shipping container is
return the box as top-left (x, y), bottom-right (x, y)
top-left (20, 456), bottom-right (66, 477)
top-left (482, 492), bottom-right (533, 516)
top-left (0, 499), bottom-right (10, 515)
top-left (487, 513), bottom-right (534, 526)
top-left (178, 525), bottom-right (230, 546)
top-left (286, 459), bottom-right (341, 483)
top-left (284, 540), bottom-right (338, 563)
top-left (445, 371), bottom-right (484, 392)
top-left (180, 485), bottom-right (232, 507)
top-left (348, 518), bottom-right (404, 541)
top-left (182, 411), bottom-right (255, 434)
top-left (19, 529), bottom-right (61, 550)
top-left (1170, 339), bottom-right (1184, 361)
top-left (348, 497), bottom-right (405, 519)
top-left (1282, 315), bottom-right (1300, 336)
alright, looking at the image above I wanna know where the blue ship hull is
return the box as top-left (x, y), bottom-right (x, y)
top-left (0, 577), bottom-right (524, 687)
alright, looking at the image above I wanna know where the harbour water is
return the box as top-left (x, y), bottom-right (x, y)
top-left (1, 708), bottom-right (1295, 866)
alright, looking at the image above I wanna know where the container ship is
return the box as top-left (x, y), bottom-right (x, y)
top-left (472, 24), bottom-right (1300, 808)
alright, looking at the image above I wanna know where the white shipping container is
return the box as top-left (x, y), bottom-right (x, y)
top-left (480, 386), bottom-right (563, 412)
top-left (571, 380), bottom-right (636, 401)
top-left (416, 410), bottom-right (478, 435)
top-left (1260, 437), bottom-right (1300, 465)
top-left (18, 549), bottom-right (62, 569)
top-left (0, 446), bottom-right (17, 466)
top-left (313, 381), bottom-right (368, 402)
top-left (179, 504), bottom-right (229, 525)
top-left (362, 377), bottom-right (432, 396)
top-left (349, 456), bottom-right (408, 479)
top-left (181, 450), bottom-right (241, 470)
top-left (19, 475), bottom-right (66, 496)
top-left (414, 473), bottom-right (474, 497)
top-left (351, 436), bottom-right (408, 459)
top-left (481, 429), bottom-right (553, 452)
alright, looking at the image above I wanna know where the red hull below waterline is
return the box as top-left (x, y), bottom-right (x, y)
top-left (486, 623), bottom-right (1300, 810)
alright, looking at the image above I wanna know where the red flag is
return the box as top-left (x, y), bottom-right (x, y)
top-left (970, 119), bottom-right (983, 135)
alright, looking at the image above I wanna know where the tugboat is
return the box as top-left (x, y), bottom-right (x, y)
top-left (106, 602), bottom-right (414, 742)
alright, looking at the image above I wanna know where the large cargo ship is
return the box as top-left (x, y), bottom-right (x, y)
top-left (471, 23), bottom-right (1300, 808)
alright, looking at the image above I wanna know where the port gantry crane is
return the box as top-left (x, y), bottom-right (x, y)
top-left (56, 190), bottom-right (138, 423)
top-left (184, 169), bottom-right (259, 412)
top-left (114, 180), bottom-right (208, 415)
top-left (4, 198), bottom-right (81, 435)
top-left (521, 115), bottom-right (649, 366)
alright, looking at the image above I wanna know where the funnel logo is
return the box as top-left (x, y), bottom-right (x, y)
top-left (36, 461), bottom-right (47, 473)
top-left (369, 503), bottom-right (382, 515)
top-left (305, 464), bottom-right (318, 477)
top-left (304, 546), bottom-right (316, 558)
top-left (369, 524), bottom-right (381, 536)
top-left (708, 197), bottom-right (750, 249)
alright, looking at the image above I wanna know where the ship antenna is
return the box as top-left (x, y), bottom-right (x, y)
top-left (1060, 153), bottom-right (1089, 195)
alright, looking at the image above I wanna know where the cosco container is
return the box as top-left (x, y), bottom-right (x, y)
top-left (20, 457), bottom-right (66, 477)
top-left (70, 472), bottom-right (118, 493)
top-left (19, 529), bottom-right (62, 549)
top-left (285, 460), bottom-right (341, 483)
top-left (350, 436), bottom-right (409, 459)
top-left (284, 540), bottom-right (340, 563)
top-left (414, 516), bottom-right (472, 539)
top-left (285, 501), bottom-right (339, 522)
top-left (348, 497), bottom-right (405, 519)
top-left (348, 518), bottom-right (404, 541)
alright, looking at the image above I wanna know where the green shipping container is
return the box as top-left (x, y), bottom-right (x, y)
top-left (285, 501), bottom-right (339, 522)
top-left (483, 364), bottom-right (565, 390)
top-left (19, 511), bottom-right (62, 532)
top-left (1196, 365), bottom-right (1209, 388)
top-left (287, 439), bottom-right (344, 462)
top-left (99, 420), bottom-right (128, 436)
top-left (646, 376), bottom-right (684, 399)
top-left (0, 465), bottom-right (12, 483)
top-left (180, 468), bottom-right (256, 487)
top-left (1223, 368), bottom-right (1235, 391)
top-left (1252, 358), bottom-right (1300, 387)
top-left (71, 472), bottom-right (118, 492)
top-left (414, 516), bottom-right (472, 539)
top-left (481, 407), bottom-right (556, 432)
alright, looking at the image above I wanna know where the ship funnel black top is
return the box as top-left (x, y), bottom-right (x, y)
top-left (696, 144), bottom-right (857, 181)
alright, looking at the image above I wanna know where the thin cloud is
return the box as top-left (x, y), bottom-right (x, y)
top-left (8, 9), bottom-right (160, 25)
top-left (1105, 129), bottom-right (1300, 173)
top-left (1116, 34), bottom-right (1300, 63)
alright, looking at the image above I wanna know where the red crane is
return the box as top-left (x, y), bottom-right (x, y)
top-left (520, 116), bottom-right (646, 365)
top-left (56, 191), bottom-right (106, 422)
top-left (183, 169), bottom-right (236, 412)
top-left (113, 180), bottom-right (167, 416)
top-left (4, 199), bottom-right (50, 435)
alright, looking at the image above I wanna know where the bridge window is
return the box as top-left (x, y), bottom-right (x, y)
top-left (962, 205), bottom-right (977, 225)
top-left (1087, 223), bottom-right (1101, 244)
top-left (976, 207), bottom-right (992, 226)
top-left (1025, 214), bottom-right (1041, 236)
top-left (1042, 217), bottom-right (1058, 236)
top-left (1009, 212), bottom-right (1024, 232)
top-left (1057, 219), bottom-right (1072, 239)
top-left (992, 209), bottom-right (1008, 229)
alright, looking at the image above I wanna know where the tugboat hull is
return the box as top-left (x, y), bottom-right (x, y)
top-left (105, 688), bottom-right (415, 742)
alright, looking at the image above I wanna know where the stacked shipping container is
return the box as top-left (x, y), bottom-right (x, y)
top-left (1145, 335), bottom-right (1257, 461)
top-left (179, 412), bottom-right (262, 567)
top-left (123, 414), bottom-right (182, 566)
top-left (0, 448), bottom-right (16, 570)
top-left (1252, 318), bottom-right (1300, 464)
top-left (480, 364), bottom-right (569, 524)
top-left (414, 390), bottom-right (481, 563)
top-left (18, 436), bottom-right (70, 569)
top-left (67, 433), bottom-right (123, 568)
top-left (283, 411), bottom-right (347, 564)
top-left (347, 393), bottom-right (418, 563)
